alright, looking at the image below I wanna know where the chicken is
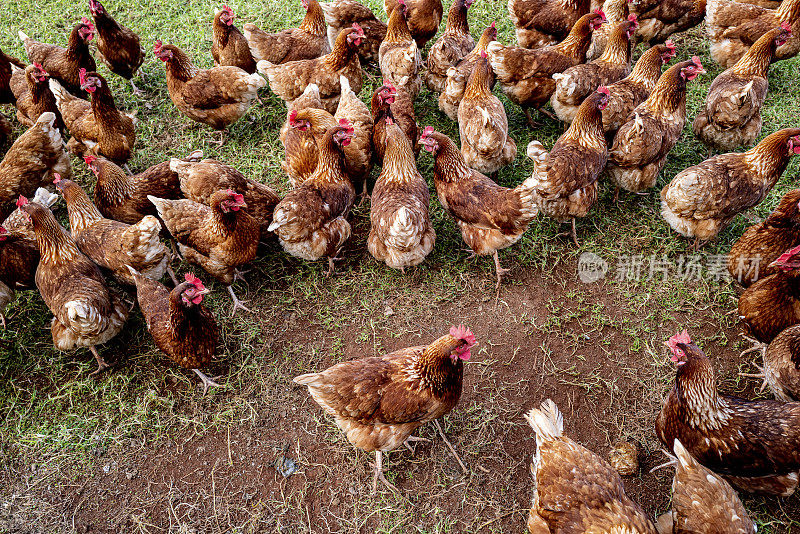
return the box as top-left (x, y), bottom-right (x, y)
top-left (280, 83), bottom-right (326, 186)
top-left (257, 24), bottom-right (364, 114)
top-left (384, 0), bottom-right (443, 49)
top-left (50, 70), bottom-right (137, 163)
top-left (19, 19), bottom-right (96, 98)
top-left (728, 188), bottom-right (800, 286)
top-left (244, 0), bottom-right (330, 64)
top-left (268, 123), bottom-right (355, 275)
top-left (656, 439), bottom-right (756, 534)
top-left (0, 46), bottom-right (26, 104)
top-left (551, 16), bottom-right (638, 124)
top-left (320, 0), bottom-right (387, 64)
top-left (488, 11), bottom-right (606, 126)
top-left (212, 5), bottom-right (257, 73)
top-left (368, 119), bottom-right (435, 270)
top-left (55, 176), bottom-right (168, 286)
top-left (525, 399), bottom-right (657, 534)
top-left (693, 25), bottom-right (791, 154)
top-left (738, 244), bottom-right (800, 343)
top-left (425, 0), bottom-right (476, 93)
top-left (657, 331), bottom-right (800, 495)
top-left (149, 189), bottom-right (259, 315)
top-left (284, 90), bottom-right (373, 195)
top-left (607, 58), bottom-right (704, 198)
top-left (707, 0), bottom-right (800, 68)
top-left (379, 0), bottom-right (423, 98)
top-left (86, 150), bottom-right (203, 226)
top-left (0, 189), bottom-right (58, 327)
top-left (293, 325), bottom-right (475, 492)
top-left (526, 87), bottom-right (610, 246)
top-left (9, 63), bottom-right (65, 132)
top-left (419, 128), bottom-right (538, 289)
top-left (129, 269), bottom-right (220, 394)
top-left (458, 53), bottom-right (517, 176)
top-left (153, 40), bottom-right (265, 133)
top-left (439, 23), bottom-right (497, 120)
top-left (661, 127), bottom-right (800, 249)
top-left (587, 0), bottom-right (629, 60)
top-left (89, 0), bottom-right (146, 93)
top-left (371, 81), bottom-right (417, 164)
top-left (601, 40), bottom-right (676, 138)
top-left (632, 0), bottom-right (706, 46)
top-left (169, 157), bottom-right (280, 240)
top-left (19, 198), bottom-right (128, 376)
top-left (0, 112), bottom-right (71, 220)
top-left (509, 0), bottom-right (592, 49)
top-left (741, 324), bottom-right (800, 401)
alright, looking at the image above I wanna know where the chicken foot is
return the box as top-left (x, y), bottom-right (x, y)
top-left (227, 285), bottom-right (253, 316)
top-left (402, 435), bottom-right (431, 454)
top-left (493, 250), bottom-right (510, 292)
top-left (192, 369), bottom-right (222, 395)
top-left (88, 346), bottom-right (111, 376)
top-left (372, 451), bottom-right (400, 494)
top-left (434, 419), bottom-right (468, 474)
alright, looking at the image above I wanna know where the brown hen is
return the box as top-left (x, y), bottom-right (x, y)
top-left (9, 63), bottom-right (65, 132)
top-left (384, 0), bottom-right (443, 49)
top-left (244, 0), bottom-right (330, 64)
top-left (212, 5), bottom-right (257, 73)
top-left (320, 0), bottom-right (387, 64)
top-left (425, 0), bottom-right (475, 93)
top-left (89, 0), bottom-right (146, 93)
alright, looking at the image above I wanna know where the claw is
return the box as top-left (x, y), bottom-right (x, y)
top-left (192, 369), bottom-right (222, 395)
top-left (227, 285), bottom-right (252, 316)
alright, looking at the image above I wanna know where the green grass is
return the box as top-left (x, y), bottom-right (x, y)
top-left (1, 0), bottom-right (800, 532)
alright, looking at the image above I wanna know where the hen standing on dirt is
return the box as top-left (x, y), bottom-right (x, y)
top-left (20, 198), bottom-right (128, 376)
top-left (293, 325), bottom-right (475, 493)
top-left (129, 269), bottom-right (220, 394)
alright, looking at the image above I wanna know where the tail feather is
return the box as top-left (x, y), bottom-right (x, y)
top-left (48, 78), bottom-right (73, 110)
top-left (31, 187), bottom-right (59, 209)
top-left (293, 372), bottom-right (322, 385)
top-left (339, 75), bottom-right (351, 95)
top-left (525, 399), bottom-right (564, 445)
top-left (672, 439), bottom-right (694, 471)
top-left (18, 30), bottom-right (30, 44)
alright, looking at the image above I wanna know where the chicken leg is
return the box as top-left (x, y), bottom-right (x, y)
top-left (88, 346), bottom-right (111, 376)
top-left (227, 285), bottom-right (252, 316)
top-left (493, 250), bottom-right (510, 291)
top-left (372, 451), bottom-right (400, 494)
top-left (193, 369), bottom-right (222, 395)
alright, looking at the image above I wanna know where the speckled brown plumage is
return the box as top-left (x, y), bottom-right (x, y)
top-left (57, 178), bottom-right (167, 286)
top-left (378, 2), bottom-right (422, 98)
top-left (0, 113), bottom-right (71, 220)
top-left (371, 83), bottom-right (417, 164)
top-left (425, 0), bottom-right (475, 93)
top-left (439, 24), bottom-right (497, 120)
top-left (761, 324), bottom-right (800, 401)
top-left (51, 71), bottom-right (136, 163)
top-left (509, 0), bottom-right (591, 49)
top-left (320, 0), bottom-right (387, 64)
top-left (739, 261), bottom-right (800, 343)
top-left (212, 7), bottom-right (257, 73)
top-left (661, 439), bottom-right (756, 534)
top-left (151, 190), bottom-right (259, 284)
top-left (634, 0), bottom-right (706, 45)
top-left (90, 0), bottom-right (145, 80)
top-left (20, 22), bottom-right (97, 98)
top-left (10, 64), bottom-right (65, 132)
top-left (657, 340), bottom-right (800, 495)
top-left (727, 189), bottom-right (800, 286)
top-left (131, 274), bottom-right (218, 371)
top-left (280, 84), bottom-right (326, 186)
top-left (89, 151), bottom-right (201, 226)
top-left (384, 0), bottom-right (443, 49)
top-left (244, 0), bottom-right (330, 64)
top-left (526, 400), bottom-right (657, 534)
top-left (171, 158), bottom-right (280, 239)
top-left (608, 59), bottom-right (702, 194)
top-left (661, 128), bottom-right (800, 243)
top-left (488, 12), bottom-right (601, 112)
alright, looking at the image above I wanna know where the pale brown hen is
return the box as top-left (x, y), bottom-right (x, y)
top-left (258, 24), bottom-right (364, 114)
top-left (439, 23), bottom-right (497, 120)
top-left (320, 0), bottom-right (387, 64)
top-left (280, 83), bottom-right (326, 186)
top-left (509, 0), bottom-right (591, 49)
top-left (294, 325), bottom-right (474, 492)
top-left (425, 0), bottom-right (476, 93)
top-left (212, 5), bottom-right (257, 73)
top-left (525, 399), bottom-right (657, 534)
top-left (384, 0), bottom-right (443, 49)
top-left (9, 63), bottom-right (65, 132)
top-left (244, 0), bottom-right (330, 64)
top-left (371, 81), bottom-right (417, 164)
top-left (379, 0), bottom-right (423, 98)
top-left (368, 119), bottom-right (435, 270)
top-left (632, 0), bottom-right (706, 45)
top-left (51, 70), bottom-right (137, 163)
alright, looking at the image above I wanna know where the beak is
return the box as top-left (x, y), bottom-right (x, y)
top-left (198, 288), bottom-right (211, 296)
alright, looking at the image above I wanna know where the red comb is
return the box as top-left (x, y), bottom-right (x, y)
top-left (490, 21), bottom-right (495, 29)
top-left (781, 22), bottom-right (792, 35)
top-left (666, 330), bottom-right (691, 362)
top-left (628, 13), bottom-right (638, 22)
top-left (385, 116), bottom-right (394, 125)
top-left (383, 79), bottom-right (396, 91)
top-left (33, 62), bottom-right (43, 69)
top-left (185, 272), bottom-right (206, 290)
top-left (16, 196), bottom-right (28, 207)
top-left (352, 22), bottom-right (363, 34)
top-left (421, 126), bottom-right (434, 137)
top-left (665, 39), bottom-right (675, 49)
top-left (480, 49), bottom-right (487, 58)
top-left (81, 16), bottom-right (90, 25)
top-left (0, 226), bottom-right (7, 235)
top-left (450, 324), bottom-right (475, 344)
top-left (594, 8), bottom-right (606, 19)
top-left (289, 109), bottom-right (299, 122)
top-left (53, 173), bottom-right (61, 184)
top-left (338, 118), bottom-right (354, 133)
top-left (84, 155), bottom-right (97, 164)
top-left (692, 56), bottom-right (702, 67)
top-left (154, 40), bottom-right (163, 51)
top-left (79, 68), bottom-right (88, 85)
top-left (775, 244), bottom-right (800, 264)
top-left (597, 86), bottom-right (610, 96)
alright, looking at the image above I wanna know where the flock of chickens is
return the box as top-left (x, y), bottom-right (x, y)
top-left (1, 0), bottom-right (800, 529)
